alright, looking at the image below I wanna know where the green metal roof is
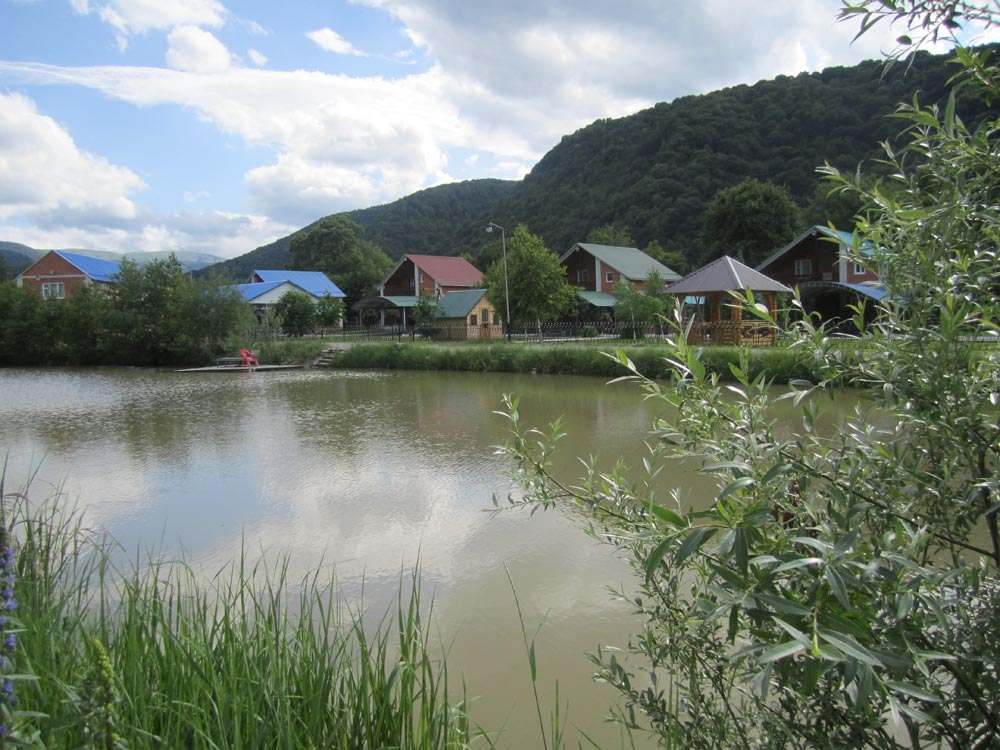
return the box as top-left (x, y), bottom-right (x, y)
top-left (436, 288), bottom-right (487, 318)
top-left (381, 295), bottom-right (420, 308)
top-left (560, 243), bottom-right (681, 282)
top-left (577, 290), bottom-right (616, 307)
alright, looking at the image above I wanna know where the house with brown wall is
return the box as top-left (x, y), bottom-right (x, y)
top-left (757, 226), bottom-right (884, 325)
top-left (380, 254), bottom-right (482, 298)
top-left (558, 243), bottom-right (681, 311)
top-left (15, 250), bottom-right (121, 300)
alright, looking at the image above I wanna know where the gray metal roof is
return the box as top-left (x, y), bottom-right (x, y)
top-left (666, 255), bottom-right (792, 295)
top-left (577, 290), bottom-right (616, 307)
top-left (437, 288), bottom-right (488, 318)
top-left (559, 243), bottom-right (681, 282)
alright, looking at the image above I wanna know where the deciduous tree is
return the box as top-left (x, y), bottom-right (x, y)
top-left (290, 215), bottom-right (393, 307)
top-left (481, 225), bottom-right (577, 327)
top-left (273, 290), bottom-right (316, 337)
top-left (702, 178), bottom-right (801, 266)
top-left (498, 5), bottom-right (1000, 749)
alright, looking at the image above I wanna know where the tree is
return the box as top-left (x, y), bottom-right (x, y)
top-left (273, 290), bottom-right (316, 337)
top-left (314, 293), bottom-right (345, 329)
top-left (290, 215), bottom-right (394, 307)
top-left (411, 290), bottom-right (440, 336)
top-left (480, 225), bottom-right (577, 327)
top-left (643, 240), bottom-right (689, 276)
top-left (587, 224), bottom-right (635, 247)
top-left (613, 280), bottom-right (664, 329)
top-left (498, 5), bottom-right (1000, 749)
top-left (701, 178), bottom-right (801, 266)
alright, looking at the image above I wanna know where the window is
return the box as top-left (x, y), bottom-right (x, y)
top-left (469, 314), bottom-right (478, 326)
top-left (794, 259), bottom-right (812, 277)
top-left (42, 282), bottom-right (65, 299)
top-left (482, 308), bottom-right (490, 324)
top-left (582, 269), bottom-right (588, 283)
top-left (853, 262), bottom-right (866, 275)
top-left (606, 271), bottom-right (614, 283)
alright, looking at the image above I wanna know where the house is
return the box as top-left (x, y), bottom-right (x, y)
top-left (354, 254), bottom-right (484, 326)
top-left (757, 226), bottom-right (885, 325)
top-left (15, 250), bottom-right (121, 300)
top-left (237, 270), bottom-right (346, 323)
top-left (666, 255), bottom-right (791, 346)
top-left (381, 254), bottom-right (483, 298)
top-left (558, 243), bottom-right (681, 311)
top-left (434, 289), bottom-right (500, 340)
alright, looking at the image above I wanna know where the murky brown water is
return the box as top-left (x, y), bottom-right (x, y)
top-left (0, 366), bottom-right (859, 748)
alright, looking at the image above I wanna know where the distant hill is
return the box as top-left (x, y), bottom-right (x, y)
top-left (206, 47), bottom-right (988, 278)
top-left (0, 241), bottom-right (41, 273)
top-left (8, 48), bottom-right (988, 282)
top-left (491, 49), bottom-right (991, 259)
top-left (0, 244), bottom-right (225, 276)
top-left (205, 178), bottom-right (516, 280)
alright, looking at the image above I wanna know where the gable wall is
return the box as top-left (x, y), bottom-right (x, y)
top-left (17, 254), bottom-right (92, 299)
top-left (763, 236), bottom-right (839, 285)
top-left (383, 258), bottom-right (417, 296)
top-left (562, 250), bottom-right (596, 291)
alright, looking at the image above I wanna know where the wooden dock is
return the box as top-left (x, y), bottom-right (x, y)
top-left (174, 364), bottom-right (304, 373)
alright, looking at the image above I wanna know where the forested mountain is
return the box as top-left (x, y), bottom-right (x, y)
top-left (207, 178), bottom-right (516, 280)
top-left (210, 47), bottom-right (985, 278)
top-left (0, 241), bottom-right (42, 272)
top-left (8, 48), bottom-right (984, 281)
top-left (490, 49), bottom-right (987, 260)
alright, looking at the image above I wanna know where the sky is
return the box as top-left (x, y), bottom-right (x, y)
top-left (0, 0), bottom-right (983, 259)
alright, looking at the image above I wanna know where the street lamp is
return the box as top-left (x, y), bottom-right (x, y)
top-left (485, 221), bottom-right (511, 340)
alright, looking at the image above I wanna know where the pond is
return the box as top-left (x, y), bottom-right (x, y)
top-left (0, 366), bottom-right (856, 748)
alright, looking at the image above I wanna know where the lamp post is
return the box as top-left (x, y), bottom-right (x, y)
top-left (485, 221), bottom-right (511, 341)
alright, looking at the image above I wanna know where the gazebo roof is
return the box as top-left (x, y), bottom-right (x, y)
top-left (666, 255), bottom-right (791, 295)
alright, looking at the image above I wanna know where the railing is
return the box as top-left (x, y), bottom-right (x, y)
top-left (685, 321), bottom-right (779, 347)
top-left (248, 320), bottom-right (790, 346)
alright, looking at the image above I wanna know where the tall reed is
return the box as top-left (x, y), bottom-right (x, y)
top-left (3, 482), bottom-right (476, 749)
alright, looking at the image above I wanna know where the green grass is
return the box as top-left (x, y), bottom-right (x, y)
top-left (2, 483), bottom-right (477, 750)
top-left (328, 342), bottom-right (821, 383)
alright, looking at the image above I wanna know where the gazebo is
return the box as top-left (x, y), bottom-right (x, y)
top-left (665, 255), bottom-right (792, 346)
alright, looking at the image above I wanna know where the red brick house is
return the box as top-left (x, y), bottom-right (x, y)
top-left (757, 226), bottom-right (885, 324)
top-left (380, 254), bottom-right (482, 298)
top-left (15, 250), bottom-right (121, 300)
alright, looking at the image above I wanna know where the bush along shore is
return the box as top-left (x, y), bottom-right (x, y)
top-left (0, 479), bottom-right (476, 749)
top-left (324, 341), bottom-right (823, 384)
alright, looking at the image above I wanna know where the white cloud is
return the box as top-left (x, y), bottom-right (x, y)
top-left (0, 92), bottom-right (144, 225)
top-left (3, 0), bottom-right (920, 255)
top-left (247, 48), bottom-right (268, 67)
top-left (79, 0), bottom-right (226, 35)
top-left (166, 26), bottom-right (234, 73)
top-left (306, 27), bottom-right (368, 57)
top-left (1, 207), bottom-right (295, 258)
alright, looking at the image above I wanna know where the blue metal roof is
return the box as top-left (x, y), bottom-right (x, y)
top-left (840, 282), bottom-right (887, 301)
top-left (252, 270), bottom-right (345, 298)
top-left (237, 281), bottom-right (285, 301)
top-left (54, 251), bottom-right (121, 283)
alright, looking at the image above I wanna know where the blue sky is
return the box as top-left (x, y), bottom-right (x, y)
top-left (0, 0), bottom-right (982, 258)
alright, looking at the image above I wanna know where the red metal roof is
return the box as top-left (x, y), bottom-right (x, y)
top-left (406, 254), bottom-right (482, 287)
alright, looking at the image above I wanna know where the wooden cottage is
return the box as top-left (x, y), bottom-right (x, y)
top-left (434, 289), bottom-right (500, 340)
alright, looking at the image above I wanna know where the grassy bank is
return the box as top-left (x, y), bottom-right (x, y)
top-left (1, 485), bottom-right (475, 749)
top-left (329, 341), bottom-right (821, 383)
